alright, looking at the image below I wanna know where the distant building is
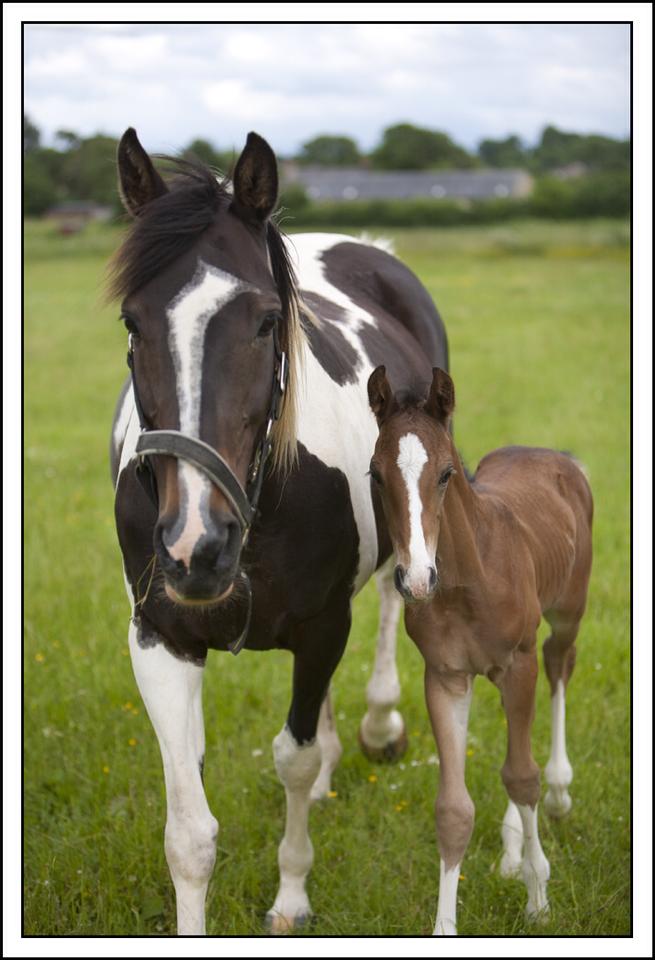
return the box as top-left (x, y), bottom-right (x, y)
top-left (45, 202), bottom-right (113, 234)
top-left (281, 164), bottom-right (533, 201)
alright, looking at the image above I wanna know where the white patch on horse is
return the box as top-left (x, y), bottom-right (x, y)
top-left (165, 261), bottom-right (257, 566)
top-left (397, 433), bottom-right (435, 595)
top-left (287, 234), bottom-right (387, 593)
top-left (112, 383), bottom-right (135, 463)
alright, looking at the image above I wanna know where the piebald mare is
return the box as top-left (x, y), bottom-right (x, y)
top-left (109, 129), bottom-right (449, 934)
top-left (367, 365), bottom-right (593, 935)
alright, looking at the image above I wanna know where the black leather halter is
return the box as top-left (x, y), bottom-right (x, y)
top-left (126, 326), bottom-right (288, 654)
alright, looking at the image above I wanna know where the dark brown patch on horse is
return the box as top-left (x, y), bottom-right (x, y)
top-left (300, 291), bottom-right (360, 385)
top-left (321, 241), bottom-right (449, 372)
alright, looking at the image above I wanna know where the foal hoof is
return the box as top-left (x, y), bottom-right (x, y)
top-left (265, 910), bottom-right (312, 935)
top-left (544, 788), bottom-right (572, 819)
top-left (357, 724), bottom-right (408, 763)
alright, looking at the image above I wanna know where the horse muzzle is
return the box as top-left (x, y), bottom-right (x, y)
top-left (155, 518), bottom-right (242, 606)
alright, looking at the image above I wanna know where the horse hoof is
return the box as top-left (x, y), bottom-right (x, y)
top-left (525, 902), bottom-right (550, 925)
top-left (265, 910), bottom-right (312, 935)
top-left (358, 724), bottom-right (408, 763)
top-left (544, 788), bottom-right (572, 819)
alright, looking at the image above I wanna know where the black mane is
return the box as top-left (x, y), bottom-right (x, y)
top-left (107, 156), bottom-right (299, 336)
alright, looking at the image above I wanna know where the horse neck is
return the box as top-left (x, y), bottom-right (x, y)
top-left (437, 447), bottom-right (486, 589)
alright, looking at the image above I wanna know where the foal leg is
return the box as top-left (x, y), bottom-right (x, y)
top-left (310, 687), bottom-right (343, 802)
top-left (543, 612), bottom-right (580, 818)
top-left (267, 604), bottom-right (350, 934)
top-left (359, 561), bottom-right (407, 761)
top-left (497, 648), bottom-right (550, 921)
top-left (424, 669), bottom-right (474, 936)
top-left (499, 800), bottom-right (524, 878)
top-left (129, 620), bottom-right (217, 935)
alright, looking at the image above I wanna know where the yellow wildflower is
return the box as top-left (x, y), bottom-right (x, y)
top-left (368, 774), bottom-right (378, 783)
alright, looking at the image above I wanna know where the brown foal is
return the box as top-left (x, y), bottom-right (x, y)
top-left (367, 365), bottom-right (593, 935)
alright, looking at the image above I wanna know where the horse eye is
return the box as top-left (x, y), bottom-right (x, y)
top-left (257, 311), bottom-right (281, 338)
top-left (439, 467), bottom-right (454, 486)
top-left (121, 314), bottom-right (140, 339)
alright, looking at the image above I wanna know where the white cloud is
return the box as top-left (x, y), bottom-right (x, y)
top-left (23, 23), bottom-right (630, 154)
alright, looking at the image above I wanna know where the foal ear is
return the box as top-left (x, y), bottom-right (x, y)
top-left (425, 368), bottom-right (455, 424)
top-left (117, 128), bottom-right (168, 217)
top-left (368, 365), bottom-right (396, 424)
top-left (232, 132), bottom-right (278, 223)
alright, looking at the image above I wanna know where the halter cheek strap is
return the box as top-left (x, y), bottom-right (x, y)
top-left (126, 327), bottom-right (288, 654)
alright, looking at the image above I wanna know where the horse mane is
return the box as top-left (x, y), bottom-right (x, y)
top-left (106, 155), bottom-right (306, 476)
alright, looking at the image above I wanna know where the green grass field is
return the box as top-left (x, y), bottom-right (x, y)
top-left (24, 218), bottom-right (630, 936)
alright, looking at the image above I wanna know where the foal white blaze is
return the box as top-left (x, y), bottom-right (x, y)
top-left (397, 433), bottom-right (435, 597)
top-left (165, 261), bottom-right (257, 569)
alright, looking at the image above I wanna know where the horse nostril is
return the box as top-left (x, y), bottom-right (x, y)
top-left (428, 566), bottom-right (437, 591)
top-left (394, 564), bottom-right (406, 594)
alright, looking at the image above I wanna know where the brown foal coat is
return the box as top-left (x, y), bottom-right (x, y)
top-left (369, 366), bottom-right (593, 871)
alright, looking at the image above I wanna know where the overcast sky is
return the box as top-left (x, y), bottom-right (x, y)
top-left (24, 22), bottom-right (630, 155)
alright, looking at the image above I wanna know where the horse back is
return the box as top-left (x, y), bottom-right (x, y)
top-left (474, 446), bottom-right (593, 613)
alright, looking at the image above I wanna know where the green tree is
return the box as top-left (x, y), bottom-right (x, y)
top-left (371, 123), bottom-right (476, 170)
top-left (23, 154), bottom-right (58, 215)
top-left (531, 125), bottom-right (629, 173)
top-left (23, 114), bottom-right (40, 153)
top-left (298, 135), bottom-right (360, 166)
top-left (478, 135), bottom-right (526, 168)
top-left (183, 138), bottom-right (235, 174)
top-left (58, 134), bottom-right (120, 207)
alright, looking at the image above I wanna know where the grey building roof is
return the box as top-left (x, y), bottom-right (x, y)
top-left (283, 165), bottom-right (533, 201)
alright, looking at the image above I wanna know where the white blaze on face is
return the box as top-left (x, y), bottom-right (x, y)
top-left (397, 432), bottom-right (435, 596)
top-left (165, 261), bottom-right (257, 568)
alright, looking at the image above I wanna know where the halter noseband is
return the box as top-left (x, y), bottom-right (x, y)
top-left (126, 327), bottom-right (288, 654)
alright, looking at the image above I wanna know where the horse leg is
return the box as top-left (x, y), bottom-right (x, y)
top-left (359, 561), bottom-right (407, 761)
top-left (128, 620), bottom-right (217, 935)
top-left (310, 687), bottom-right (343, 802)
top-left (543, 612), bottom-right (580, 818)
top-left (267, 603), bottom-right (350, 934)
top-left (424, 669), bottom-right (474, 936)
top-left (496, 648), bottom-right (550, 922)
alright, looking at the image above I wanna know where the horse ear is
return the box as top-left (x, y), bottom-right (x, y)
top-left (368, 365), bottom-right (396, 424)
top-left (425, 367), bottom-right (455, 424)
top-left (117, 128), bottom-right (168, 217)
top-left (232, 132), bottom-right (278, 223)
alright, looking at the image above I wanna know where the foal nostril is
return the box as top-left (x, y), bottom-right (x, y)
top-left (394, 564), bottom-right (406, 594)
top-left (428, 566), bottom-right (437, 592)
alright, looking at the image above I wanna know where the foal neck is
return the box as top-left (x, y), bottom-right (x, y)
top-left (436, 446), bottom-right (485, 591)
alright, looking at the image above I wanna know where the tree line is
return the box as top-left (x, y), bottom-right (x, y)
top-left (23, 115), bottom-right (629, 217)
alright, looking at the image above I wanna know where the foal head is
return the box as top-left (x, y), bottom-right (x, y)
top-left (368, 366), bottom-right (457, 602)
top-left (110, 128), bottom-right (300, 607)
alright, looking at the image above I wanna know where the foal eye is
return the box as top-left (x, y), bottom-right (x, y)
top-left (369, 463), bottom-right (383, 485)
top-left (257, 311), bottom-right (281, 338)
